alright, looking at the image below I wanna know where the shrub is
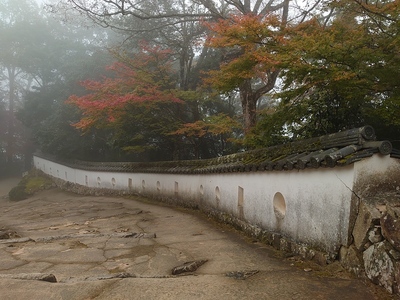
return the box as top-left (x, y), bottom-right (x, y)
top-left (8, 171), bottom-right (54, 201)
top-left (8, 185), bottom-right (29, 201)
top-left (25, 176), bottom-right (53, 194)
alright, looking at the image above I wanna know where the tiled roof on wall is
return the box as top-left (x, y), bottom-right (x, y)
top-left (35, 126), bottom-right (399, 174)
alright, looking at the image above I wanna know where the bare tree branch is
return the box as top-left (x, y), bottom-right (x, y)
top-left (224, 0), bottom-right (246, 13)
top-left (254, 69), bottom-right (280, 100)
top-left (353, 0), bottom-right (397, 22)
top-left (299, 0), bottom-right (323, 23)
top-left (67, 0), bottom-right (211, 21)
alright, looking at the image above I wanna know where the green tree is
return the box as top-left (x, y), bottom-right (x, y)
top-left (246, 0), bottom-right (400, 147)
top-left (18, 48), bottom-right (115, 161)
top-left (0, 0), bottom-right (43, 173)
top-left (14, 3), bottom-right (117, 162)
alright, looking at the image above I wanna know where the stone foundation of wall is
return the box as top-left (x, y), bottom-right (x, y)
top-left (340, 192), bottom-right (400, 294)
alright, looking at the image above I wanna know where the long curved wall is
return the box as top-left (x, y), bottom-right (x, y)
top-left (33, 154), bottom-right (358, 256)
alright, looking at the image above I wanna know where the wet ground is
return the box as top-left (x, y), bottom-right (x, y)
top-left (0, 178), bottom-right (394, 300)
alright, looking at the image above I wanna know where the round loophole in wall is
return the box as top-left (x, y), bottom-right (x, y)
top-left (273, 192), bottom-right (286, 219)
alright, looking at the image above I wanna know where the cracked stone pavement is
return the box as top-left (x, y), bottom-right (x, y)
top-left (0, 178), bottom-right (391, 300)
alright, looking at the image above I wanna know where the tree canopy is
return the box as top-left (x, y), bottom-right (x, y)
top-left (251, 0), bottom-right (400, 146)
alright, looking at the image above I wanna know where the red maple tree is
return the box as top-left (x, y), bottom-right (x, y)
top-left (67, 43), bottom-right (183, 131)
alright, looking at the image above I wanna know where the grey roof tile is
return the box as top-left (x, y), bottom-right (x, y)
top-left (35, 126), bottom-right (398, 174)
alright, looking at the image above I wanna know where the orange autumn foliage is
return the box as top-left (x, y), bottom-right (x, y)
top-left (67, 43), bottom-right (183, 131)
top-left (203, 13), bottom-right (284, 92)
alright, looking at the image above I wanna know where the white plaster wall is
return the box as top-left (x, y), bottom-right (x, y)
top-left (33, 155), bottom-right (355, 253)
top-left (353, 155), bottom-right (400, 198)
top-left (34, 157), bottom-right (77, 183)
top-left (354, 155), bottom-right (400, 183)
top-left (195, 167), bottom-right (355, 253)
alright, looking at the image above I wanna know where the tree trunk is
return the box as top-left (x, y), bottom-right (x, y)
top-left (240, 80), bottom-right (257, 133)
top-left (6, 67), bottom-right (16, 165)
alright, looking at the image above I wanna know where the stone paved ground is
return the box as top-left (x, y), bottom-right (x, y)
top-left (0, 178), bottom-right (395, 300)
